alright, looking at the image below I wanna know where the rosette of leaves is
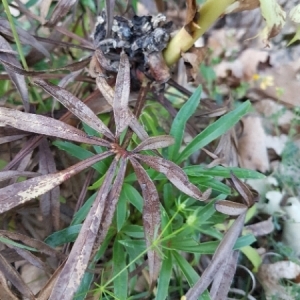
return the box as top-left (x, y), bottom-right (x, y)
top-left (0, 51), bottom-right (208, 299)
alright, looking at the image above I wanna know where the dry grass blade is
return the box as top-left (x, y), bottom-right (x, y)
top-left (134, 154), bottom-right (205, 201)
top-left (0, 230), bottom-right (64, 259)
top-left (105, 0), bottom-right (115, 38)
top-left (133, 135), bottom-right (174, 152)
top-left (0, 170), bottom-right (37, 182)
top-left (0, 35), bottom-right (29, 112)
top-left (0, 107), bottom-right (111, 147)
top-left (130, 157), bottom-right (161, 284)
top-left (0, 134), bottom-right (29, 144)
top-left (39, 138), bottom-right (60, 233)
top-left (229, 172), bottom-right (254, 207)
top-left (49, 159), bottom-right (118, 300)
top-left (36, 261), bottom-right (66, 300)
top-left (0, 252), bottom-right (35, 300)
top-left (113, 51), bottom-right (132, 136)
top-left (210, 250), bottom-right (239, 299)
top-left (215, 200), bottom-right (248, 216)
top-left (92, 158), bottom-right (128, 256)
top-left (185, 212), bottom-right (246, 300)
top-left (33, 78), bottom-right (114, 140)
top-left (0, 151), bottom-right (113, 213)
top-left (0, 270), bottom-right (18, 300)
top-left (0, 17), bottom-right (50, 58)
top-left (47, 0), bottom-right (77, 26)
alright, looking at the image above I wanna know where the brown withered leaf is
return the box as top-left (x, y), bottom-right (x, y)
top-left (0, 253), bottom-right (35, 300)
top-left (185, 212), bottom-right (246, 300)
top-left (113, 51), bottom-right (132, 136)
top-left (130, 157), bottom-right (161, 284)
top-left (49, 159), bottom-right (118, 300)
top-left (225, 0), bottom-right (260, 14)
top-left (133, 135), bottom-right (174, 152)
top-left (33, 78), bottom-right (114, 140)
top-left (185, 0), bottom-right (198, 33)
top-left (229, 172), bottom-right (255, 207)
top-left (133, 154), bottom-right (205, 201)
top-left (0, 270), bottom-right (18, 300)
top-left (245, 217), bottom-right (274, 237)
top-left (95, 49), bottom-right (117, 72)
top-left (0, 107), bottom-right (111, 147)
top-left (215, 200), bottom-right (248, 216)
top-left (92, 158), bottom-right (128, 256)
top-left (0, 230), bottom-right (64, 260)
top-left (36, 261), bottom-right (66, 300)
top-left (209, 250), bottom-right (239, 300)
top-left (146, 52), bottom-right (170, 84)
top-left (47, 0), bottom-right (77, 26)
top-left (39, 138), bottom-right (60, 233)
top-left (0, 151), bottom-right (113, 214)
top-left (0, 35), bottom-right (30, 112)
top-left (181, 46), bottom-right (207, 82)
top-left (105, 0), bottom-right (116, 38)
top-left (0, 17), bottom-right (50, 58)
top-left (0, 134), bottom-right (29, 144)
top-left (0, 170), bottom-right (38, 182)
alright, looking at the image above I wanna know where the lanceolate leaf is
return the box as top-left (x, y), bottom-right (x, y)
top-left (33, 79), bottom-right (114, 140)
top-left (47, 0), bottom-right (77, 26)
top-left (133, 135), bottom-right (174, 152)
top-left (0, 170), bottom-right (37, 182)
top-left (0, 253), bottom-right (35, 300)
top-left (214, 200), bottom-right (248, 216)
top-left (0, 151), bottom-right (113, 213)
top-left (134, 154), bottom-right (205, 201)
top-left (0, 35), bottom-right (29, 112)
top-left (168, 85), bottom-right (201, 161)
top-left (0, 107), bottom-right (111, 147)
top-left (92, 158), bottom-right (128, 255)
top-left (130, 157), bottom-right (161, 284)
top-left (49, 159), bottom-right (118, 300)
top-left (185, 212), bottom-right (246, 300)
top-left (113, 52), bottom-right (132, 136)
top-left (177, 101), bottom-right (251, 164)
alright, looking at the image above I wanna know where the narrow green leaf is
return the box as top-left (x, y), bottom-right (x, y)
top-left (113, 239), bottom-right (128, 299)
top-left (155, 250), bottom-right (173, 300)
top-left (44, 224), bottom-right (82, 247)
top-left (71, 193), bottom-right (97, 225)
top-left (117, 188), bottom-right (128, 232)
top-left (168, 85), bottom-right (202, 161)
top-left (122, 225), bottom-right (144, 238)
top-left (177, 101), bottom-right (251, 163)
top-left (53, 141), bottom-right (107, 174)
top-left (121, 183), bottom-right (143, 213)
top-left (172, 250), bottom-right (199, 285)
top-left (184, 165), bottom-right (265, 179)
top-left (0, 237), bottom-right (37, 252)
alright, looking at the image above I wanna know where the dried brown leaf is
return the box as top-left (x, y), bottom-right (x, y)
top-left (229, 172), bottom-right (254, 207)
top-left (0, 151), bottom-right (113, 213)
top-left (39, 138), bottom-right (60, 232)
top-left (0, 270), bottom-right (18, 300)
top-left (146, 52), bottom-right (170, 84)
top-left (92, 158), bottom-right (127, 255)
top-left (225, 0), bottom-right (260, 14)
top-left (0, 170), bottom-right (38, 182)
top-left (105, 0), bottom-right (115, 38)
top-left (0, 107), bottom-right (111, 147)
top-left (95, 49), bottom-right (117, 72)
top-left (133, 135), bottom-right (174, 152)
top-left (47, 0), bottom-right (77, 26)
top-left (245, 217), bottom-right (274, 237)
top-left (130, 157), bottom-right (161, 284)
top-left (134, 154), bottom-right (205, 201)
top-left (0, 17), bottom-right (50, 58)
top-left (0, 252), bottom-right (35, 300)
top-left (185, 0), bottom-right (198, 29)
top-left (0, 35), bottom-right (30, 112)
top-left (210, 250), bottom-right (239, 299)
top-left (33, 78), bottom-right (114, 140)
top-left (113, 51), bottom-right (132, 136)
top-left (0, 230), bottom-right (64, 260)
top-left (215, 200), bottom-right (248, 216)
top-left (185, 212), bottom-right (246, 300)
top-left (49, 159), bottom-right (118, 300)
top-left (0, 134), bottom-right (29, 144)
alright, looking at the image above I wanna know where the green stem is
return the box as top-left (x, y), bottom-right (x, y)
top-left (163, 0), bottom-right (235, 66)
top-left (2, 0), bottom-right (29, 70)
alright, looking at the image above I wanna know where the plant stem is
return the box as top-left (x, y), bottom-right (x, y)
top-left (163, 0), bottom-right (235, 66)
top-left (2, 0), bottom-right (29, 70)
